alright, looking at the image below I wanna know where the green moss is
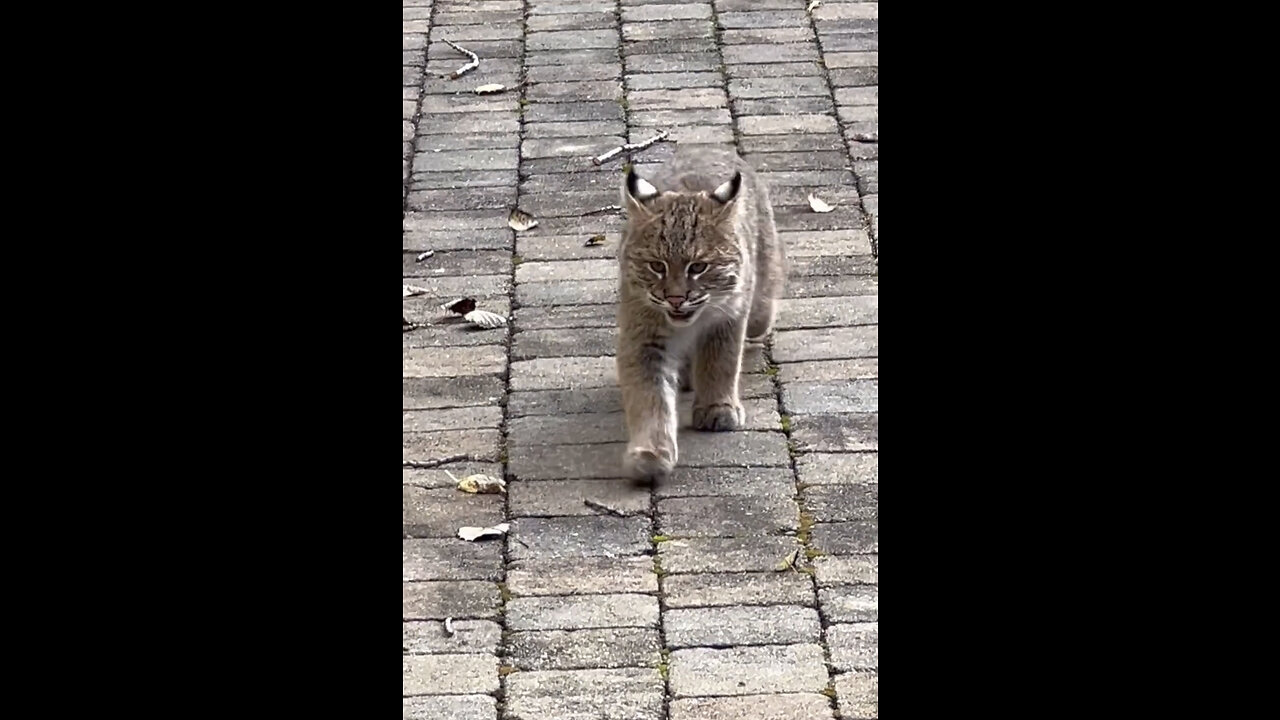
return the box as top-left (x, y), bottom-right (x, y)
top-left (764, 363), bottom-right (780, 377)
top-left (779, 414), bottom-right (792, 432)
top-left (797, 511), bottom-right (815, 544)
top-left (497, 582), bottom-right (512, 604)
top-left (617, 94), bottom-right (629, 110)
top-left (805, 547), bottom-right (825, 561)
top-left (787, 439), bottom-right (800, 458)
top-left (653, 557), bottom-right (666, 578)
top-left (820, 685), bottom-right (837, 699)
top-left (512, 255), bottom-right (523, 265)
top-left (651, 534), bottom-right (671, 544)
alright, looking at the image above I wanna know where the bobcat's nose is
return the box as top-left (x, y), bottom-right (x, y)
top-left (665, 295), bottom-right (686, 310)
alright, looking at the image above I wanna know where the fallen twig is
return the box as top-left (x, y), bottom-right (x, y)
top-left (584, 498), bottom-right (630, 516)
top-left (415, 250), bottom-right (435, 262)
top-left (592, 130), bottom-right (669, 166)
top-left (403, 316), bottom-right (419, 332)
top-left (403, 454), bottom-right (469, 469)
top-left (851, 132), bottom-right (878, 143)
top-left (442, 40), bottom-right (479, 79)
top-left (580, 205), bottom-right (622, 216)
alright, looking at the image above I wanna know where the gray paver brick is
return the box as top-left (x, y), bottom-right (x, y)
top-left (723, 43), bottom-right (819, 64)
top-left (836, 671), bottom-right (880, 719)
top-left (623, 20), bottom-right (715, 42)
top-left (402, 375), bottom-right (505, 410)
top-left (508, 628), bottom-right (663, 670)
top-left (669, 644), bottom-right (829, 697)
top-left (403, 619), bottom-right (502, 655)
top-left (403, 654), bottom-right (498, 696)
top-left (504, 668), bottom-right (665, 720)
top-left (506, 556), bottom-right (658, 596)
top-left (402, 429), bottom-right (501, 463)
top-left (811, 520), bottom-right (878, 555)
top-left (828, 622), bottom-right (879, 672)
top-left (527, 29), bottom-right (619, 51)
top-left (659, 536), bottom-right (800, 574)
top-left (510, 356), bottom-right (615, 391)
top-left (665, 605), bottom-right (822, 648)
top-left (658, 495), bottom-right (799, 537)
top-left (509, 515), bottom-right (651, 561)
top-left (626, 72), bottom-right (724, 90)
top-left (525, 10), bottom-right (616, 31)
top-left (804, 478), bottom-right (877, 517)
top-left (670, 694), bottom-right (835, 720)
top-left (506, 593), bottom-right (660, 631)
top-left (814, 554), bottom-right (879, 587)
top-left (401, 537), bottom-right (503, 579)
top-left (784, 380), bottom-right (878, 414)
top-left (622, 4), bottom-right (712, 22)
top-left (774, 326), bottom-right (878, 362)
top-left (510, 478), bottom-right (650, 517)
top-left (662, 571), bottom-right (816, 608)
top-left (819, 585), bottom-right (879, 623)
top-left (791, 413), bottom-right (878, 452)
top-left (403, 581), bottom-right (501, 620)
top-left (654, 467), bottom-right (796, 499)
top-left (402, 694), bottom-right (497, 720)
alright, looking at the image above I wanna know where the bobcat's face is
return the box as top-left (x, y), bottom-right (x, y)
top-left (621, 170), bottom-right (744, 327)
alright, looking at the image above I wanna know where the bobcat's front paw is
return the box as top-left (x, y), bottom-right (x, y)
top-left (692, 403), bottom-right (744, 431)
top-left (623, 444), bottom-right (675, 483)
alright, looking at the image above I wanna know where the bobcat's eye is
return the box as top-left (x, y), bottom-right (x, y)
top-left (688, 262), bottom-right (708, 275)
top-left (648, 261), bottom-right (666, 275)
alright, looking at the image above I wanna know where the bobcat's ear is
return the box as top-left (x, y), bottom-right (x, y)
top-left (710, 171), bottom-right (742, 204)
top-left (623, 167), bottom-right (659, 216)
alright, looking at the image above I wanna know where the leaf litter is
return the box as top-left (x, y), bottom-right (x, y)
top-left (458, 523), bottom-right (510, 542)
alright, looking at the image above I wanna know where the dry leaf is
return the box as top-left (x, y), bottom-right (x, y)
top-left (508, 208), bottom-right (539, 232)
top-left (458, 523), bottom-right (510, 542)
top-left (442, 298), bottom-right (478, 316)
top-left (807, 0), bottom-right (822, 12)
top-left (775, 548), bottom-right (801, 572)
top-left (457, 474), bottom-right (506, 494)
top-left (464, 309), bottom-right (507, 329)
top-left (808, 194), bottom-right (835, 213)
top-left (474, 84), bottom-right (506, 94)
top-left (852, 132), bottom-right (878, 143)
top-left (584, 234), bottom-right (606, 247)
top-left (404, 284), bottom-right (430, 298)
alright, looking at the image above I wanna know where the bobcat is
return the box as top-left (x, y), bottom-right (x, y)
top-left (615, 147), bottom-right (785, 482)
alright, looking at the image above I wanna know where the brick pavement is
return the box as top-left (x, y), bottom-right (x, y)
top-left (404, 1), bottom-right (877, 717)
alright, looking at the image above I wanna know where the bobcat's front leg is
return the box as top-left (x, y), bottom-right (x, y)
top-left (617, 336), bottom-right (679, 481)
top-left (692, 317), bottom-right (748, 431)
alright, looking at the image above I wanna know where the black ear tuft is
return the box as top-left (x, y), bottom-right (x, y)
top-left (711, 171), bottom-right (742, 204)
top-left (625, 167), bottom-right (659, 203)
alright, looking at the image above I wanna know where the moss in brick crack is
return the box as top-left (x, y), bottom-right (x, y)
top-left (497, 582), bottom-right (512, 604)
top-left (821, 685), bottom-right (837, 699)
top-left (651, 534), bottom-right (671, 544)
top-left (621, 162), bottom-right (633, 174)
top-left (498, 665), bottom-right (517, 677)
top-left (617, 94), bottom-right (629, 110)
top-left (653, 557), bottom-right (666, 578)
top-left (779, 414), bottom-right (792, 432)
top-left (657, 648), bottom-right (671, 680)
top-left (512, 255), bottom-right (523, 265)
top-left (805, 547), bottom-right (826, 561)
top-left (787, 439), bottom-right (800, 458)
top-left (797, 511), bottom-right (815, 544)
top-left (764, 363), bottom-right (780, 377)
